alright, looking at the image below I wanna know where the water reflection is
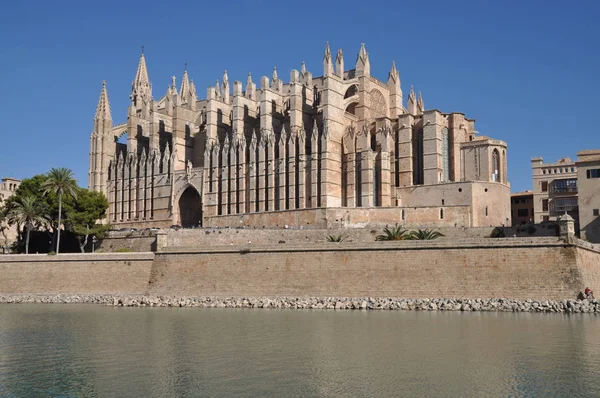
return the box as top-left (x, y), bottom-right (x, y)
top-left (0, 306), bottom-right (599, 397)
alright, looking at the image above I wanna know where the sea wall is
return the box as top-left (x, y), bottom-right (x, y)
top-left (148, 238), bottom-right (598, 300)
top-left (0, 253), bottom-right (153, 295)
top-left (1, 238), bottom-right (600, 302)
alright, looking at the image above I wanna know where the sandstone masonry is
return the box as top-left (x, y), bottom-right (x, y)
top-left (89, 44), bottom-right (510, 231)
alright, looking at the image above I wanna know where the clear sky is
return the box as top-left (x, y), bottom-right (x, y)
top-left (0, 0), bottom-right (598, 193)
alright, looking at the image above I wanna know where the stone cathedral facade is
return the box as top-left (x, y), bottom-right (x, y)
top-left (89, 44), bottom-right (510, 229)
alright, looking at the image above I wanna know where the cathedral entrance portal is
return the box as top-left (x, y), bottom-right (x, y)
top-left (178, 186), bottom-right (202, 228)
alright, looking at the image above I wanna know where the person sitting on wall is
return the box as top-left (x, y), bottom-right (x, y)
top-left (585, 287), bottom-right (594, 299)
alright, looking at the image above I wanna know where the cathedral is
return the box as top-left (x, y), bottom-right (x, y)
top-left (89, 43), bottom-right (510, 229)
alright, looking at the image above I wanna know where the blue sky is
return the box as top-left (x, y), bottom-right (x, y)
top-left (0, 0), bottom-right (598, 193)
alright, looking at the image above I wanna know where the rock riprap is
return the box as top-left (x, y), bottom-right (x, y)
top-left (0, 295), bottom-right (598, 313)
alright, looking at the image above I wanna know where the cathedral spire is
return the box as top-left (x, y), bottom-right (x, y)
top-left (323, 42), bottom-right (333, 76)
top-left (335, 48), bottom-right (344, 78)
top-left (131, 50), bottom-right (152, 104)
top-left (95, 81), bottom-right (112, 120)
top-left (180, 67), bottom-right (190, 98)
top-left (355, 43), bottom-right (370, 76)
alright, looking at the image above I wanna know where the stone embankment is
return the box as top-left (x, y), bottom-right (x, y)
top-left (1, 295), bottom-right (599, 314)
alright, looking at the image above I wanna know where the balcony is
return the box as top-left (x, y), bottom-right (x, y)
top-left (550, 179), bottom-right (577, 195)
top-left (550, 186), bottom-right (577, 193)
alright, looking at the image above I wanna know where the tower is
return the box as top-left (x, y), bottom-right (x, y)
top-left (89, 81), bottom-right (113, 196)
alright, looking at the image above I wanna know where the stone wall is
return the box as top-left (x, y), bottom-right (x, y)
top-left (204, 206), bottom-right (472, 229)
top-left (166, 226), bottom-right (496, 247)
top-left (100, 222), bottom-right (497, 252)
top-left (99, 233), bottom-right (157, 252)
top-left (2, 239), bottom-right (599, 301)
top-left (148, 238), bottom-right (599, 300)
top-left (0, 253), bottom-right (153, 294)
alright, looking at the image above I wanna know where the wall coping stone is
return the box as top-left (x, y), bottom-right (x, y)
top-left (0, 252), bottom-right (155, 263)
top-left (158, 237), bottom-right (568, 255)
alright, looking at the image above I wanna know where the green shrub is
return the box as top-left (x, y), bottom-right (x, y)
top-left (375, 225), bottom-right (408, 241)
top-left (47, 251), bottom-right (56, 256)
top-left (406, 229), bottom-right (444, 240)
top-left (114, 248), bottom-right (133, 253)
top-left (326, 235), bottom-right (344, 242)
top-left (490, 227), bottom-right (505, 238)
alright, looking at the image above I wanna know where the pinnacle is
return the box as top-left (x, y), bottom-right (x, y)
top-left (301, 61), bottom-right (306, 74)
top-left (180, 68), bottom-right (190, 97)
top-left (95, 80), bottom-right (112, 120)
top-left (356, 43), bottom-right (369, 68)
top-left (324, 42), bottom-right (332, 60)
top-left (272, 67), bottom-right (278, 81)
top-left (359, 43), bottom-right (367, 58)
top-left (215, 79), bottom-right (221, 96)
top-left (389, 61), bottom-right (399, 81)
top-left (336, 48), bottom-right (343, 61)
top-left (247, 72), bottom-right (253, 85)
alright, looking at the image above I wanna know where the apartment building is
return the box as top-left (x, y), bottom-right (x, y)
top-left (576, 150), bottom-right (600, 242)
top-left (510, 191), bottom-right (534, 226)
top-left (531, 157), bottom-right (578, 224)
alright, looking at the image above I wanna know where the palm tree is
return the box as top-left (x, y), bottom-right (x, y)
top-left (406, 229), bottom-right (445, 240)
top-left (0, 206), bottom-right (8, 251)
top-left (375, 224), bottom-right (409, 241)
top-left (7, 196), bottom-right (47, 254)
top-left (41, 168), bottom-right (78, 254)
top-left (326, 234), bottom-right (344, 242)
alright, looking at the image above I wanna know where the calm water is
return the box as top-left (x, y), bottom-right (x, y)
top-left (0, 306), bottom-right (599, 397)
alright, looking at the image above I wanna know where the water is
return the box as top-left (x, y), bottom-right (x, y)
top-left (0, 306), bottom-right (599, 397)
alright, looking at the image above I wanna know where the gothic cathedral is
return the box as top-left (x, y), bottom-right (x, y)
top-left (89, 44), bottom-right (510, 229)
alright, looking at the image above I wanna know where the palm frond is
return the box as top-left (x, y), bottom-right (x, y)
top-left (406, 229), bottom-right (444, 240)
top-left (41, 167), bottom-right (78, 199)
top-left (375, 224), bottom-right (408, 241)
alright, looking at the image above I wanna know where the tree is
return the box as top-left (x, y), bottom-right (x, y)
top-left (41, 168), bottom-right (78, 254)
top-left (375, 224), bottom-right (409, 241)
top-left (0, 205), bottom-right (8, 252)
top-left (5, 175), bottom-right (54, 250)
top-left (64, 188), bottom-right (110, 253)
top-left (7, 196), bottom-right (47, 254)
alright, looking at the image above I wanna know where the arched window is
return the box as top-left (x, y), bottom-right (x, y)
top-left (412, 128), bottom-right (424, 185)
top-left (492, 149), bottom-right (500, 182)
top-left (502, 150), bottom-right (507, 184)
top-left (441, 128), bottom-right (450, 182)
